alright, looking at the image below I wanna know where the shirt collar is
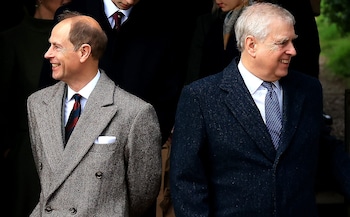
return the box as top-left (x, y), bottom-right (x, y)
top-left (104, 0), bottom-right (132, 19)
top-left (66, 71), bottom-right (101, 102)
top-left (238, 60), bottom-right (281, 94)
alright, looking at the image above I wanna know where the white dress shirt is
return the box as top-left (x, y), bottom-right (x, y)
top-left (238, 61), bottom-right (283, 123)
top-left (103, 0), bottom-right (132, 28)
top-left (64, 71), bottom-right (101, 126)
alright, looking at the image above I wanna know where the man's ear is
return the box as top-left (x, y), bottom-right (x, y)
top-left (245, 35), bottom-right (257, 57)
top-left (79, 44), bottom-right (92, 62)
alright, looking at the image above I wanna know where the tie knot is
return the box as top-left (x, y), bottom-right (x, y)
top-left (113, 11), bottom-right (124, 29)
top-left (72, 94), bottom-right (82, 102)
top-left (262, 81), bottom-right (273, 91)
top-left (114, 11), bottom-right (124, 19)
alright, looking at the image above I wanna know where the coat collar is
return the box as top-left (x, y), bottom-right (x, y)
top-left (219, 58), bottom-right (305, 160)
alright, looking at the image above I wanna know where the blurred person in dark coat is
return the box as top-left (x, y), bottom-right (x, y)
top-left (0, 0), bottom-right (71, 216)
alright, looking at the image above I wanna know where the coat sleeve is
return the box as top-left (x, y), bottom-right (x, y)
top-left (170, 85), bottom-right (211, 217)
top-left (126, 103), bottom-right (162, 217)
top-left (27, 94), bottom-right (41, 176)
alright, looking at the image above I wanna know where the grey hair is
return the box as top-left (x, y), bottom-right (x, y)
top-left (234, 2), bottom-right (295, 52)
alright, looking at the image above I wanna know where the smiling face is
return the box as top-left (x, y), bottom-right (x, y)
top-left (44, 19), bottom-right (81, 83)
top-left (245, 18), bottom-right (298, 81)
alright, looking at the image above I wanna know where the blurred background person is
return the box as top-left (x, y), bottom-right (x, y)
top-left (186, 0), bottom-right (265, 84)
top-left (0, 0), bottom-right (71, 216)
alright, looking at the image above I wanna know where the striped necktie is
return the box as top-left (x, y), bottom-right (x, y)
top-left (262, 81), bottom-right (282, 149)
top-left (65, 94), bottom-right (82, 144)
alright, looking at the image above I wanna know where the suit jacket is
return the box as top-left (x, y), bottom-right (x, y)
top-left (170, 58), bottom-right (350, 216)
top-left (39, 0), bottom-right (186, 144)
top-left (27, 71), bottom-right (162, 217)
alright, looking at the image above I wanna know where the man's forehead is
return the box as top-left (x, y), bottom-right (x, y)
top-left (49, 22), bottom-right (70, 44)
top-left (53, 20), bottom-right (71, 34)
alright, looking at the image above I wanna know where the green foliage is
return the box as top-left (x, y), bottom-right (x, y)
top-left (326, 39), bottom-right (350, 77)
top-left (321, 0), bottom-right (350, 35)
top-left (317, 16), bottom-right (350, 77)
top-left (317, 16), bottom-right (341, 41)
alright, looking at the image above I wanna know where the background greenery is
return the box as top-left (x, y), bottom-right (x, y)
top-left (317, 0), bottom-right (350, 78)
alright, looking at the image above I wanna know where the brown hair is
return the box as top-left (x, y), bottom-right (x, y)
top-left (58, 10), bottom-right (108, 60)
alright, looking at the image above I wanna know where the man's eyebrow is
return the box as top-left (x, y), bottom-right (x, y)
top-left (51, 42), bottom-right (61, 47)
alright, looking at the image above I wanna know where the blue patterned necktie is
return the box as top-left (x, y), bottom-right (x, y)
top-left (262, 81), bottom-right (282, 149)
top-left (65, 94), bottom-right (82, 143)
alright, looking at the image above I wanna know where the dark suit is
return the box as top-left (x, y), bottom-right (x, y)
top-left (40, 0), bottom-right (185, 144)
top-left (185, 10), bottom-right (229, 84)
top-left (197, 13), bottom-right (238, 80)
top-left (170, 58), bottom-right (350, 216)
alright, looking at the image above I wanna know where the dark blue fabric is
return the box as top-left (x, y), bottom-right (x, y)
top-left (169, 58), bottom-right (350, 217)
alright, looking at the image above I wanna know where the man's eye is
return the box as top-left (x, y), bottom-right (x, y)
top-left (53, 45), bottom-right (61, 51)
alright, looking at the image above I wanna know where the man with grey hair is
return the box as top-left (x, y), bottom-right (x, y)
top-left (170, 2), bottom-right (350, 216)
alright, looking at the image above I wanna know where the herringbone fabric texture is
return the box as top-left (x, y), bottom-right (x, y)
top-left (262, 81), bottom-right (282, 149)
top-left (65, 94), bottom-right (82, 143)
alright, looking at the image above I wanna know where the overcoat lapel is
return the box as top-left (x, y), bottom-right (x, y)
top-left (85, 0), bottom-right (112, 31)
top-left (40, 82), bottom-right (66, 172)
top-left (48, 72), bottom-right (118, 195)
top-left (220, 61), bottom-right (276, 162)
top-left (277, 75), bottom-right (305, 154)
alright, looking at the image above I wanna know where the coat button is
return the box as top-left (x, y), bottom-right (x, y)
top-left (69, 207), bottom-right (77, 215)
top-left (44, 206), bottom-right (53, 213)
top-left (95, 171), bottom-right (103, 179)
top-left (39, 162), bottom-right (43, 170)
